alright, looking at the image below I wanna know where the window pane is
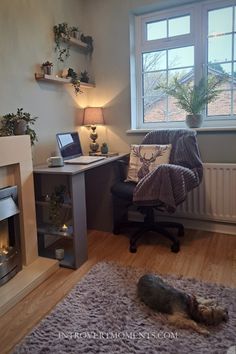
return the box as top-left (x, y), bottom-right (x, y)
top-left (208, 63), bottom-right (232, 90)
top-left (168, 96), bottom-right (186, 121)
top-left (234, 34), bottom-right (236, 60)
top-left (143, 51), bottom-right (166, 72)
top-left (234, 63), bottom-right (236, 114)
top-left (169, 15), bottom-right (190, 37)
top-left (168, 68), bottom-right (193, 84)
top-left (143, 97), bottom-right (166, 122)
top-left (233, 92), bottom-right (236, 115)
top-left (235, 7), bottom-right (236, 31)
top-left (208, 7), bottom-right (233, 36)
top-left (208, 34), bottom-right (232, 63)
top-left (168, 46), bottom-right (194, 69)
top-left (207, 91), bottom-right (231, 116)
top-left (147, 20), bottom-right (167, 41)
top-left (143, 72), bottom-right (166, 97)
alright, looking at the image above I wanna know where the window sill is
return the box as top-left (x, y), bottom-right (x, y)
top-left (126, 126), bottom-right (236, 134)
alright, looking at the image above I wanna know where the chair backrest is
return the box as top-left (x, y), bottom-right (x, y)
top-left (142, 129), bottom-right (202, 171)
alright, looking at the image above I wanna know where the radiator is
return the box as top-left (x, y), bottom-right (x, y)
top-left (176, 163), bottom-right (236, 223)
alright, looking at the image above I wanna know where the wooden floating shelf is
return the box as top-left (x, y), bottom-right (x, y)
top-left (61, 34), bottom-right (89, 50)
top-left (35, 73), bottom-right (95, 88)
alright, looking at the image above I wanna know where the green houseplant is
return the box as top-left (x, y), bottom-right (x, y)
top-left (0, 108), bottom-right (38, 145)
top-left (156, 75), bottom-right (226, 128)
top-left (67, 68), bottom-right (82, 95)
top-left (53, 22), bottom-right (71, 62)
top-left (41, 61), bottom-right (53, 75)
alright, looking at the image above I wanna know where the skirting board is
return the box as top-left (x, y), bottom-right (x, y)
top-left (128, 211), bottom-right (236, 236)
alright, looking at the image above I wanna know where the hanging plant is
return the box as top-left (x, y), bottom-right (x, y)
top-left (67, 68), bottom-right (82, 95)
top-left (53, 22), bottom-right (71, 62)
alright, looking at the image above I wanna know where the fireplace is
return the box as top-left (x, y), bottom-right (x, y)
top-left (0, 185), bottom-right (22, 286)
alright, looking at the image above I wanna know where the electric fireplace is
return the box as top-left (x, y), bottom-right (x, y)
top-left (0, 185), bottom-right (22, 286)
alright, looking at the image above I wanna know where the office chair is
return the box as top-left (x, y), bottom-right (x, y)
top-left (111, 129), bottom-right (203, 253)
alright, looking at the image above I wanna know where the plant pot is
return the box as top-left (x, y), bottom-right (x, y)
top-left (13, 120), bottom-right (27, 135)
top-left (101, 144), bottom-right (108, 154)
top-left (185, 114), bottom-right (203, 128)
top-left (42, 66), bottom-right (53, 75)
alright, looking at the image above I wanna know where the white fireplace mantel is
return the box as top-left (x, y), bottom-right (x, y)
top-left (0, 135), bottom-right (38, 264)
top-left (0, 136), bottom-right (58, 315)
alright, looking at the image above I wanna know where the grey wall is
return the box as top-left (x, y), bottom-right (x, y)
top-left (82, 0), bottom-right (236, 163)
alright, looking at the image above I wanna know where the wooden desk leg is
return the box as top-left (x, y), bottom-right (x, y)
top-left (70, 173), bottom-right (88, 269)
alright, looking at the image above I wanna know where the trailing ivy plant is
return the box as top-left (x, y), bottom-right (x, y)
top-left (53, 22), bottom-right (71, 62)
top-left (0, 108), bottom-right (38, 145)
top-left (67, 68), bottom-right (82, 95)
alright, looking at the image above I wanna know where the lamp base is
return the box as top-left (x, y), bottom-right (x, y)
top-left (90, 142), bottom-right (99, 153)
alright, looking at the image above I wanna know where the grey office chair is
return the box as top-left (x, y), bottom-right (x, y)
top-left (111, 129), bottom-right (203, 253)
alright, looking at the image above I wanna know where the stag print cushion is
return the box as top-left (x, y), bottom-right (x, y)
top-left (126, 144), bottom-right (172, 183)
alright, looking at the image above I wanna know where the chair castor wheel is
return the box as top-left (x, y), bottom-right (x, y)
top-left (129, 244), bottom-right (137, 253)
top-left (171, 242), bottom-right (180, 253)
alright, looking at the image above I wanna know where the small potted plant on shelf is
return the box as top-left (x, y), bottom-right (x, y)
top-left (53, 22), bottom-right (71, 62)
top-left (80, 70), bottom-right (89, 83)
top-left (0, 108), bottom-right (38, 145)
top-left (49, 185), bottom-right (66, 229)
top-left (41, 61), bottom-right (53, 75)
top-left (156, 75), bottom-right (226, 128)
top-left (67, 68), bottom-right (82, 95)
top-left (80, 33), bottom-right (93, 52)
top-left (70, 26), bottom-right (80, 39)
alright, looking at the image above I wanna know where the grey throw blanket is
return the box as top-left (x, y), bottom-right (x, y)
top-left (133, 130), bottom-right (203, 212)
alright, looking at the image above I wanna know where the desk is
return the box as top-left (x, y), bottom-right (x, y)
top-left (33, 154), bottom-right (127, 269)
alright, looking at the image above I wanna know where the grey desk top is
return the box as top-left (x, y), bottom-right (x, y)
top-left (33, 153), bottom-right (128, 175)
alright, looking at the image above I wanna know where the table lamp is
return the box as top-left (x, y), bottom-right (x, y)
top-left (83, 107), bottom-right (104, 153)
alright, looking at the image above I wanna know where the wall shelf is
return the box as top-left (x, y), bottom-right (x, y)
top-left (67, 36), bottom-right (88, 49)
top-left (35, 73), bottom-right (95, 88)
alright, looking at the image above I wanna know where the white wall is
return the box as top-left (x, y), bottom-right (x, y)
top-left (0, 0), bottom-right (90, 165)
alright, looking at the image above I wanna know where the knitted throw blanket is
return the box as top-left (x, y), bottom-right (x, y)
top-left (133, 130), bottom-right (203, 212)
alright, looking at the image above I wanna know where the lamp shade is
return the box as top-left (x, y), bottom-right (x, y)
top-left (83, 107), bottom-right (104, 126)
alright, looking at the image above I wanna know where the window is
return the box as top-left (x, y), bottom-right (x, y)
top-left (131, 0), bottom-right (236, 130)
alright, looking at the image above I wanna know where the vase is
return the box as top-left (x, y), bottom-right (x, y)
top-left (13, 120), bottom-right (27, 135)
top-left (101, 143), bottom-right (108, 154)
top-left (185, 114), bottom-right (203, 128)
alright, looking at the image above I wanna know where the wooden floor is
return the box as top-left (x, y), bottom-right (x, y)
top-left (1, 229), bottom-right (236, 354)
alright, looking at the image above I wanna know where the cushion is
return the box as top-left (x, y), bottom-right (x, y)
top-left (126, 144), bottom-right (172, 183)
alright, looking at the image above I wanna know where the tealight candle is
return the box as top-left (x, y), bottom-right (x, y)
top-left (61, 224), bottom-right (68, 232)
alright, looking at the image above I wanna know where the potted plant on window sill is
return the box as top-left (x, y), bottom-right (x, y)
top-left (156, 75), bottom-right (226, 128)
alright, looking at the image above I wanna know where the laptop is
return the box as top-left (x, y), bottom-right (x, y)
top-left (56, 132), bottom-right (106, 165)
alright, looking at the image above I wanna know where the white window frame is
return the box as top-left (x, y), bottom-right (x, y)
top-left (130, 0), bottom-right (236, 131)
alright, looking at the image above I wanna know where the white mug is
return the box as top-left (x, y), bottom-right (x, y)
top-left (47, 156), bottom-right (64, 167)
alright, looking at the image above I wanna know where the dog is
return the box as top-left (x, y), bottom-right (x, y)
top-left (137, 274), bottom-right (228, 335)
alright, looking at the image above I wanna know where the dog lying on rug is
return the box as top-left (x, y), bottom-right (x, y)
top-left (137, 274), bottom-right (228, 335)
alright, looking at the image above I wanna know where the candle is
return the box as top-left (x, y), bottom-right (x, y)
top-left (61, 224), bottom-right (68, 232)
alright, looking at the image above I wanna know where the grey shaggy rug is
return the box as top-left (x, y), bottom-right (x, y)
top-left (13, 261), bottom-right (236, 354)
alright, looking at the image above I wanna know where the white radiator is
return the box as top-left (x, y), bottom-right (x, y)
top-left (176, 163), bottom-right (236, 223)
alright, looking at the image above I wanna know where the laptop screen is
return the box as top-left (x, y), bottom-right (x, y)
top-left (56, 132), bottom-right (83, 160)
